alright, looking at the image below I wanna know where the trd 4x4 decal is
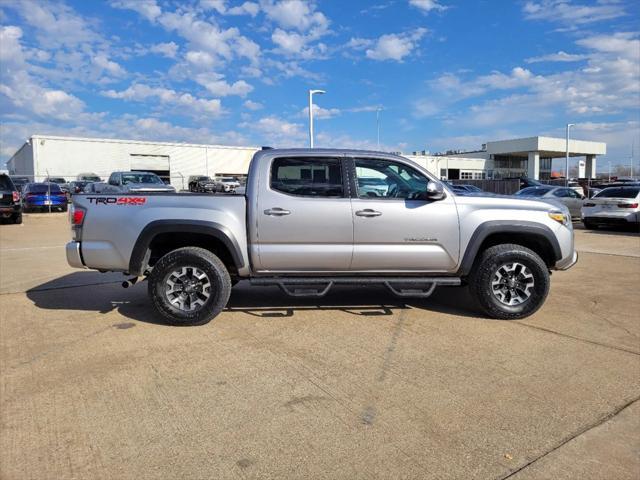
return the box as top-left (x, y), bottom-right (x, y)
top-left (87, 197), bottom-right (147, 205)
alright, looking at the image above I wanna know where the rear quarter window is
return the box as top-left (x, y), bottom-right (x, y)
top-left (270, 157), bottom-right (344, 197)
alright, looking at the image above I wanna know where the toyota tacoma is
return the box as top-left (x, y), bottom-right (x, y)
top-left (66, 149), bottom-right (577, 325)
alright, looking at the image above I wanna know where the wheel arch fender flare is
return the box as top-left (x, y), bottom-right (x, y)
top-left (129, 220), bottom-right (244, 276)
top-left (457, 220), bottom-right (562, 276)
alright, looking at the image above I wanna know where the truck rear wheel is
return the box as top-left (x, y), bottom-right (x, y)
top-left (469, 244), bottom-right (549, 320)
top-left (148, 247), bottom-right (231, 326)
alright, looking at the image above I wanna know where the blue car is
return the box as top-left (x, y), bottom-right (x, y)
top-left (22, 183), bottom-right (68, 212)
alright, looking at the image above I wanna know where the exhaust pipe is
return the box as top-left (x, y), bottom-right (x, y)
top-left (122, 277), bottom-right (139, 288)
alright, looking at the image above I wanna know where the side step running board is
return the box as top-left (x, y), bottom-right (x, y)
top-left (250, 277), bottom-right (461, 299)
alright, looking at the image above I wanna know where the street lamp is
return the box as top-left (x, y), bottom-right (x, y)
top-left (565, 123), bottom-right (575, 187)
top-left (376, 107), bottom-right (382, 151)
top-left (308, 89), bottom-right (325, 148)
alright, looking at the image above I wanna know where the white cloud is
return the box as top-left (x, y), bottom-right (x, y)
top-left (365, 28), bottom-right (427, 61)
top-left (11, 0), bottom-right (100, 47)
top-left (199, 0), bottom-right (260, 16)
top-left (111, 0), bottom-right (161, 22)
top-left (102, 83), bottom-right (224, 116)
top-left (92, 53), bottom-right (126, 77)
top-left (525, 51), bottom-right (588, 63)
top-left (300, 104), bottom-right (341, 120)
top-left (575, 32), bottom-right (640, 55)
top-left (260, 0), bottom-right (329, 34)
top-left (409, 0), bottom-right (447, 13)
top-left (243, 100), bottom-right (263, 110)
top-left (194, 73), bottom-right (253, 97)
top-left (523, 0), bottom-right (626, 26)
top-left (0, 25), bottom-right (94, 122)
top-left (240, 115), bottom-right (306, 145)
top-left (149, 42), bottom-right (179, 58)
top-left (228, 2), bottom-right (260, 16)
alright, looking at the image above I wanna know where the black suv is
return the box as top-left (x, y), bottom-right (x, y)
top-left (188, 175), bottom-right (222, 193)
top-left (0, 174), bottom-right (23, 224)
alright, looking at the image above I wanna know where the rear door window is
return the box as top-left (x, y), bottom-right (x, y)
top-left (270, 157), bottom-right (344, 197)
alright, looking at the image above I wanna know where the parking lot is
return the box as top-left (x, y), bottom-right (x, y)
top-left (1, 213), bottom-right (638, 479)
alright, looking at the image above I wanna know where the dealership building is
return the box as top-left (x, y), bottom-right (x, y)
top-left (7, 134), bottom-right (606, 188)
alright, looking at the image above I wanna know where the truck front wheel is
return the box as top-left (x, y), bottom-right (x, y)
top-left (468, 244), bottom-right (550, 320)
top-left (148, 247), bottom-right (231, 326)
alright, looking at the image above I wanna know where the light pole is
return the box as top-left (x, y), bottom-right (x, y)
top-left (376, 107), bottom-right (382, 151)
top-left (308, 89), bottom-right (325, 148)
top-left (565, 123), bottom-right (575, 186)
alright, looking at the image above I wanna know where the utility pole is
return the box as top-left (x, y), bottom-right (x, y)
top-left (308, 89), bottom-right (325, 148)
top-left (376, 107), bottom-right (382, 151)
top-left (565, 123), bottom-right (574, 187)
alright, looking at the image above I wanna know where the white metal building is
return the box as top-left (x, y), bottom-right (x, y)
top-left (7, 134), bottom-right (606, 187)
top-left (7, 135), bottom-right (260, 190)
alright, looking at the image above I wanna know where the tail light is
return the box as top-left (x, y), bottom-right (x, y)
top-left (618, 203), bottom-right (638, 208)
top-left (12, 191), bottom-right (20, 202)
top-left (583, 202), bottom-right (596, 207)
top-left (71, 205), bottom-right (86, 226)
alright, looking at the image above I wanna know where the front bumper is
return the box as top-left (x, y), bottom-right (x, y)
top-left (556, 250), bottom-right (578, 270)
top-left (66, 241), bottom-right (86, 269)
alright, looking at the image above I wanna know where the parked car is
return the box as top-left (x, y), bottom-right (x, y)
top-left (214, 176), bottom-right (241, 193)
top-left (66, 148), bottom-right (577, 326)
top-left (357, 177), bottom-right (389, 197)
top-left (23, 183), bottom-right (67, 212)
top-left (582, 186), bottom-right (640, 230)
top-left (515, 186), bottom-right (584, 218)
top-left (504, 177), bottom-right (544, 189)
top-left (103, 172), bottom-right (176, 193)
top-left (9, 176), bottom-right (30, 191)
top-left (44, 177), bottom-right (70, 194)
top-left (0, 173), bottom-right (23, 224)
top-left (586, 187), bottom-right (602, 199)
top-left (84, 182), bottom-right (107, 194)
top-left (188, 176), bottom-right (222, 193)
top-left (69, 181), bottom-right (90, 194)
top-left (567, 181), bottom-right (585, 196)
top-left (76, 173), bottom-right (102, 182)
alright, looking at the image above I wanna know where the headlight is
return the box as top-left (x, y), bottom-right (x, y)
top-left (548, 211), bottom-right (569, 226)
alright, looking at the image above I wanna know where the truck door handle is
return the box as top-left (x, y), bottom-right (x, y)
top-left (356, 209), bottom-right (382, 217)
top-left (264, 207), bottom-right (291, 216)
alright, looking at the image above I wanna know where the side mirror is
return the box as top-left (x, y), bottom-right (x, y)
top-left (426, 181), bottom-right (446, 200)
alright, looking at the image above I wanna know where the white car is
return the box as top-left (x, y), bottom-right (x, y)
top-left (214, 176), bottom-right (241, 192)
top-left (581, 186), bottom-right (640, 230)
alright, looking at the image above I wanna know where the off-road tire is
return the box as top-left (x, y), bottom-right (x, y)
top-left (468, 243), bottom-right (550, 320)
top-left (12, 213), bottom-right (22, 224)
top-left (148, 247), bottom-right (231, 326)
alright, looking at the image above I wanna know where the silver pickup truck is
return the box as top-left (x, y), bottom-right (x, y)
top-left (66, 148), bottom-right (577, 325)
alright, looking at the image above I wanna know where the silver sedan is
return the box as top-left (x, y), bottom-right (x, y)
top-left (515, 186), bottom-right (585, 218)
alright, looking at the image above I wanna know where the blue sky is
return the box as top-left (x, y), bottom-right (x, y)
top-left (1, 0), bottom-right (639, 172)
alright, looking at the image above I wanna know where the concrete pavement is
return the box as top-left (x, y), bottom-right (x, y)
top-left (1, 214), bottom-right (638, 479)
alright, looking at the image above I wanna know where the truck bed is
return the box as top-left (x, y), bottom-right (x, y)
top-left (73, 193), bottom-right (248, 273)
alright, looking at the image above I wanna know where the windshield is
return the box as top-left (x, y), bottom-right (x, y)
top-left (48, 178), bottom-right (66, 183)
top-left (516, 187), bottom-right (551, 197)
top-left (595, 187), bottom-right (640, 199)
top-left (218, 177), bottom-right (236, 182)
top-left (121, 173), bottom-right (163, 185)
top-left (80, 175), bottom-right (101, 182)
